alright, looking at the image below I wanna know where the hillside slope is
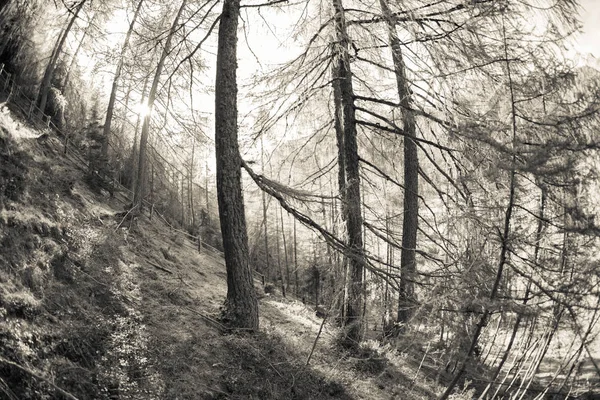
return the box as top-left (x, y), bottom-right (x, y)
top-left (0, 108), bottom-right (447, 399)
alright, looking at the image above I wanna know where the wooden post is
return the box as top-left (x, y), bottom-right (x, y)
top-left (197, 235), bottom-right (202, 253)
top-left (171, 169), bottom-right (176, 216)
top-left (180, 172), bottom-right (185, 228)
top-left (0, 63), bottom-right (5, 77)
top-left (45, 115), bottom-right (51, 128)
top-left (150, 164), bottom-right (154, 220)
top-left (205, 160), bottom-right (209, 219)
top-left (294, 217), bottom-right (298, 296)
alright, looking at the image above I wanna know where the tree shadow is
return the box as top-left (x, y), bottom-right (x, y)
top-left (149, 315), bottom-right (355, 399)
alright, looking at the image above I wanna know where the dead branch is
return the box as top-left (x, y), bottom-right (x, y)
top-left (0, 356), bottom-right (80, 400)
top-left (148, 260), bottom-right (174, 274)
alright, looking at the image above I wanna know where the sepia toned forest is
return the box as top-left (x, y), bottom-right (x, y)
top-left (0, 0), bottom-right (599, 398)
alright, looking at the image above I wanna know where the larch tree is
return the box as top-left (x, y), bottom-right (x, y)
top-left (60, 8), bottom-right (95, 92)
top-left (101, 0), bottom-right (144, 165)
top-left (36, 0), bottom-right (87, 117)
top-left (377, 0), bottom-right (418, 331)
top-left (214, 0), bottom-right (259, 330)
top-left (332, 0), bottom-right (366, 348)
top-left (133, 0), bottom-right (187, 213)
top-left (439, 14), bottom-right (521, 398)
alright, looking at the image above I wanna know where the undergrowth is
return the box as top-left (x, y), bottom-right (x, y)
top-left (0, 112), bottom-right (446, 400)
top-left (0, 124), bottom-right (164, 399)
top-left (220, 332), bottom-right (351, 399)
top-left (153, 329), bottom-right (352, 400)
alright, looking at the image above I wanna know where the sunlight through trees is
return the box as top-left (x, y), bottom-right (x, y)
top-left (1, 0), bottom-right (600, 397)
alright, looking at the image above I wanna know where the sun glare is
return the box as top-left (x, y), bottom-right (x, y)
top-left (133, 102), bottom-right (151, 118)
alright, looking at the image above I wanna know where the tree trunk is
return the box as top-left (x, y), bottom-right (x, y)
top-left (261, 135), bottom-right (270, 281)
top-left (214, 0), bottom-right (258, 330)
top-left (171, 169), bottom-right (176, 214)
top-left (275, 207), bottom-right (286, 297)
top-left (332, 59), bottom-right (350, 324)
top-left (205, 160), bottom-right (210, 219)
top-left (37, 0), bottom-right (86, 116)
top-left (62, 11), bottom-right (95, 91)
top-left (130, 75), bottom-right (149, 194)
top-left (332, 63), bottom-right (346, 220)
top-left (332, 0), bottom-right (365, 349)
top-left (189, 138), bottom-right (196, 228)
top-left (377, 0), bottom-right (418, 329)
top-left (149, 163), bottom-right (154, 219)
top-left (181, 172), bottom-right (185, 227)
top-left (133, 0), bottom-right (187, 213)
top-left (102, 0), bottom-right (144, 163)
top-left (294, 217), bottom-right (298, 296)
top-left (280, 207), bottom-right (290, 293)
top-left (482, 185), bottom-right (546, 398)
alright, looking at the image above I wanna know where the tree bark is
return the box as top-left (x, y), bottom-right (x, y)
top-left (280, 207), bottom-right (290, 293)
top-left (205, 160), bottom-right (210, 218)
top-left (261, 135), bottom-right (270, 282)
top-left (189, 138), bottom-right (196, 228)
top-left (275, 207), bottom-right (286, 297)
top-left (0, 0), bottom-right (11, 15)
top-left (102, 0), bottom-right (144, 163)
top-left (294, 217), bottom-right (298, 296)
top-left (133, 0), bottom-right (186, 213)
top-left (332, 0), bottom-right (365, 349)
top-left (180, 172), bottom-right (185, 227)
top-left (62, 10), bottom-right (96, 91)
top-left (482, 185), bottom-right (546, 399)
top-left (214, 0), bottom-right (259, 330)
top-left (149, 163), bottom-right (154, 219)
top-left (130, 75), bottom-right (148, 194)
top-left (332, 63), bottom-right (346, 220)
top-left (377, 0), bottom-right (418, 329)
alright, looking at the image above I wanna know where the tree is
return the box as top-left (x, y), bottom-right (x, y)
top-left (439, 16), bottom-right (520, 398)
top-left (214, 0), bottom-right (259, 330)
top-left (332, 0), bottom-right (366, 348)
top-left (377, 0), bottom-right (418, 331)
top-left (102, 0), bottom-right (144, 166)
top-left (60, 10), bottom-right (95, 91)
top-left (133, 0), bottom-right (187, 213)
top-left (36, 0), bottom-right (87, 117)
top-left (0, 1), bottom-right (46, 75)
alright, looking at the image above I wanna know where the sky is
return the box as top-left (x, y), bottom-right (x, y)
top-left (576, 0), bottom-right (600, 60)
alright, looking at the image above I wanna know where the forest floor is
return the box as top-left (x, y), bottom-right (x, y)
top-left (0, 105), bottom-right (453, 399)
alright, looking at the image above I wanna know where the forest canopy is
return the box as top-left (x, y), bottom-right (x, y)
top-left (1, 0), bottom-right (600, 398)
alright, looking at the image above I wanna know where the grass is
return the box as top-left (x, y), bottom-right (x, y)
top-left (0, 116), bottom-right (162, 399)
top-left (0, 108), bottom-right (450, 400)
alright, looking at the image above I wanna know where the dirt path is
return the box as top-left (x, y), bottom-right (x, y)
top-left (0, 108), bottom-right (443, 399)
top-left (100, 186), bottom-right (441, 399)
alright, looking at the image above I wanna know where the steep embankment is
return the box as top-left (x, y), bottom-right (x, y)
top-left (0, 107), bottom-right (446, 399)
